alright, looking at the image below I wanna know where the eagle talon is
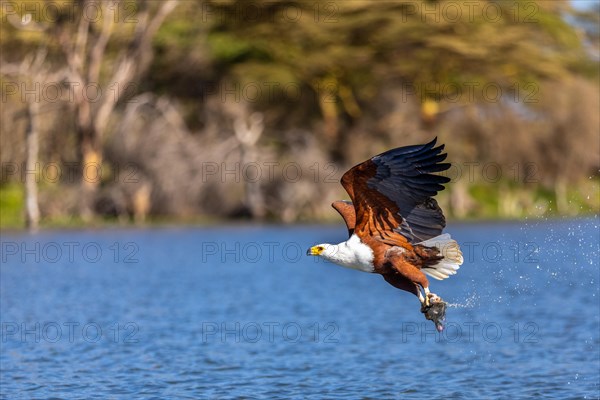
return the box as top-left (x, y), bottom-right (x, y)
top-left (428, 293), bottom-right (440, 303)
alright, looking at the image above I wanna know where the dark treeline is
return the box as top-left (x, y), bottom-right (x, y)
top-left (1, 0), bottom-right (599, 228)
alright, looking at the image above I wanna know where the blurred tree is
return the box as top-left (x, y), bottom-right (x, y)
top-left (1, 0), bottom-right (597, 225)
top-left (0, 49), bottom-right (53, 231)
top-left (52, 0), bottom-right (178, 219)
top-left (1, 0), bottom-right (178, 220)
top-left (202, 0), bottom-right (593, 161)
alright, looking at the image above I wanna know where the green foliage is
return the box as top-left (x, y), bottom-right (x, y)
top-left (201, 0), bottom-right (592, 101)
top-left (208, 32), bottom-right (255, 63)
top-left (0, 184), bottom-right (24, 228)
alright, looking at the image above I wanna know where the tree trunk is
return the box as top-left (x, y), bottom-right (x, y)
top-left (24, 101), bottom-right (40, 231)
top-left (449, 181), bottom-right (470, 219)
top-left (78, 121), bottom-right (102, 222)
top-left (555, 178), bottom-right (569, 215)
top-left (241, 145), bottom-right (265, 219)
top-left (234, 112), bottom-right (265, 219)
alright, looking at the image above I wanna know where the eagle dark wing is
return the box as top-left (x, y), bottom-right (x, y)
top-left (340, 137), bottom-right (450, 245)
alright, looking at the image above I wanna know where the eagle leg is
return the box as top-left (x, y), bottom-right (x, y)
top-left (386, 255), bottom-right (431, 306)
top-left (424, 287), bottom-right (431, 306)
top-left (417, 287), bottom-right (426, 305)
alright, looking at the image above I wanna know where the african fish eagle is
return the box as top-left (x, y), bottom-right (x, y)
top-left (307, 138), bottom-right (463, 331)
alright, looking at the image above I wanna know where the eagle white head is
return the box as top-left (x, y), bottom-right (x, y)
top-left (306, 235), bottom-right (375, 273)
top-left (306, 243), bottom-right (337, 258)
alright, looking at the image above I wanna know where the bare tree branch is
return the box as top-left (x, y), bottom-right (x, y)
top-left (87, 2), bottom-right (116, 85)
top-left (94, 0), bottom-right (179, 139)
top-left (73, 1), bottom-right (91, 74)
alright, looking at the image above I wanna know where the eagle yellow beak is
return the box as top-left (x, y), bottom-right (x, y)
top-left (307, 246), bottom-right (324, 256)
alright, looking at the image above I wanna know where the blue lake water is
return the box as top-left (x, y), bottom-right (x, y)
top-left (1, 218), bottom-right (599, 399)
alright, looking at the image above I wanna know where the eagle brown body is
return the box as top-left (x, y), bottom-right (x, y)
top-left (309, 138), bottom-right (463, 329)
top-left (332, 199), bottom-right (443, 298)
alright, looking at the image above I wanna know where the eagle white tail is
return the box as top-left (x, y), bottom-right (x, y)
top-left (419, 233), bottom-right (463, 281)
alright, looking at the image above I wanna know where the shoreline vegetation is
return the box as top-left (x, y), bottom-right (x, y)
top-left (1, 1), bottom-right (599, 231)
top-left (1, 179), bottom-right (598, 231)
top-left (1, 212), bottom-right (599, 233)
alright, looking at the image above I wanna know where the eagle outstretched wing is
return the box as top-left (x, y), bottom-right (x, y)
top-left (331, 200), bottom-right (356, 236)
top-left (339, 137), bottom-right (450, 245)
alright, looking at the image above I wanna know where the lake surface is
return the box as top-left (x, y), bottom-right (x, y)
top-left (1, 218), bottom-right (599, 399)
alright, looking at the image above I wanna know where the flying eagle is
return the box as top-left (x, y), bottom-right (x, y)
top-left (307, 138), bottom-right (463, 331)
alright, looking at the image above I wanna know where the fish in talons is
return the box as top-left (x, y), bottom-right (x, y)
top-left (421, 293), bottom-right (447, 332)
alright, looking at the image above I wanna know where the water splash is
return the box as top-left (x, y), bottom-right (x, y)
top-left (447, 292), bottom-right (479, 308)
